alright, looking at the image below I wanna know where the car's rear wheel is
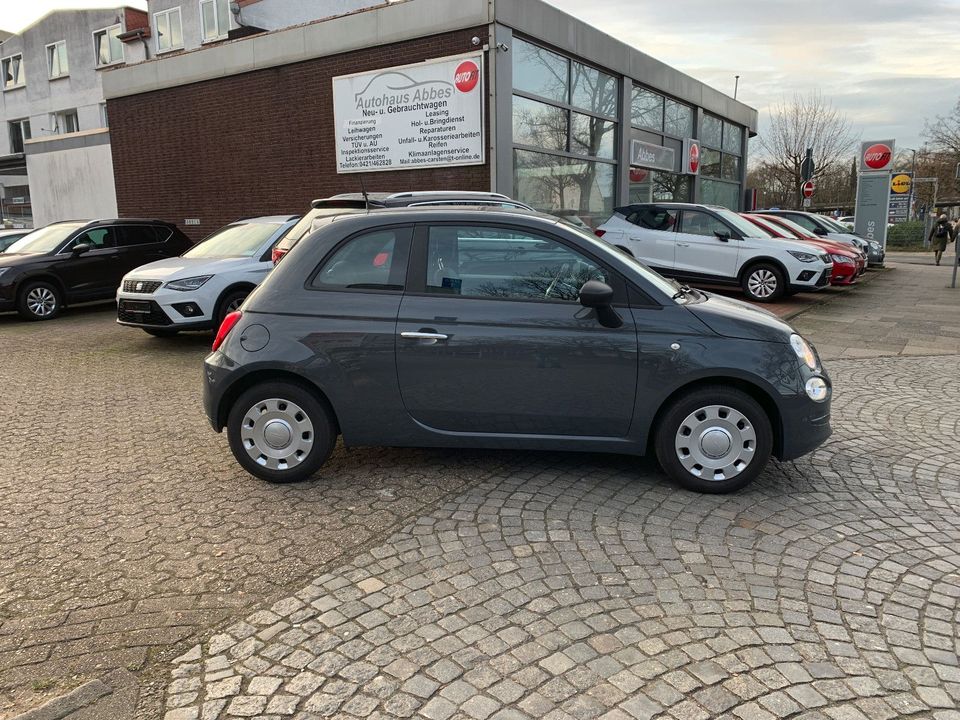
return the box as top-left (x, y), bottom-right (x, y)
top-left (654, 386), bottom-right (772, 493)
top-left (17, 280), bottom-right (62, 321)
top-left (227, 381), bottom-right (336, 483)
top-left (143, 328), bottom-right (179, 337)
top-left (741, 263), bottom-right (785, 302)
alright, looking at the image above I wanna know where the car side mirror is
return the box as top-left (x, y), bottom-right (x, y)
top-left (72, 243), bottom-right (91, 255)
top-left (579, 280), bottom-right (622, 328)
top-left (714, 230), bottom-right (731, 242)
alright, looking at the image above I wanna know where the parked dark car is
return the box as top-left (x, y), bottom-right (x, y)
top-left (0, 229), bottom-right (31, 252)
top-left (0, 219), bottom-right (192, 320)
top-left (271, 192), bottom-right (533, 264)
top-left (203, 207), bottom-right (832, 494)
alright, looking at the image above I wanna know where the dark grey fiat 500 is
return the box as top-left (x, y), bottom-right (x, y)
top-left (203, 207), bottom-right (831, 493)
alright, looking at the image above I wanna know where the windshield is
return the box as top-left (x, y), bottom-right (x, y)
top-left (183, 223), bottom-right (281, 258)
top-left (566, 224), bottom-right (680, 299)
top-left (713, 209), bottom-right (775, 238)
top-left (5, 223), bottom-right (84, 254)
top-left (279, 207), bottom-right (364, 247)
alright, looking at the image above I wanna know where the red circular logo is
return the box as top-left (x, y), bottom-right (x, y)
top-left (688, 143), bottom-right (700, 173)
top-left (863, 143), bottom-right (892, 170)
top-left (629, 168), bottom-right (649, 183)
top-left (454, 61), bottom-right (480, 93)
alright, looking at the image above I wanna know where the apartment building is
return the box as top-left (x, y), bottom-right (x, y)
top-left (0, 7), bottom-right (149, 227)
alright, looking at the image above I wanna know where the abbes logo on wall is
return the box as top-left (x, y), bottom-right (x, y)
top-left (454, 61), bottom-right (479, 93)
top-left (861, 140), bottom-right (895, 172)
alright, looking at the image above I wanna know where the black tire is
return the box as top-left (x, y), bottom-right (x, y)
top-left (16, 280), bottom-right (62, 321)
top-left (216, 289), bottom-right (249, 327)
top-left (741, 262), bottom-right (785, 302)
top-left (227, 381), bottom-right (336, 483)
top-left (654, 385), bottom-right (773, 494)
top-left (143, 328), bottom-right (179, 337)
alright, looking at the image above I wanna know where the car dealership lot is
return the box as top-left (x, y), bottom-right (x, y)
top-left (0, 262), bottom-right (958, 718)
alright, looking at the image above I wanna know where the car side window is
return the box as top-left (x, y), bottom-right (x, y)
top-left (681, 211), bottom-right (733, 238)
top-left (310, 227), bottom-right (411, 291)
top-left (117, 226), bottom-right (162, 247)
top-left (628, 207), bottom-right (678, 232)
top-left (787, 214), bottom-right (818, 232)
top-left (70, 227), bottom-right (116, 250)
top-left (424, 225), bottom-right (607, 302)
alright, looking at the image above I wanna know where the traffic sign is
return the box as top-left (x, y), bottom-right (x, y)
top-left (802, 180), bottom-right (815, 198)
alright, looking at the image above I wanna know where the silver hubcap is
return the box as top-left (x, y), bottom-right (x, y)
top-left (675, 405), bottom-right (756, 481)
top-left (26, 287), bottom-right (56, 317)
top-left (240, 398), bottom-right (314, 471)
top-left (747, 269), bottom-right (778, 298)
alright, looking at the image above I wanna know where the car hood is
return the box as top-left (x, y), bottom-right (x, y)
top-left (686, 291), bottom-right (794, 343)
top-left (123, 256), bottom-right (258, 281)
top-left (0, 252), bottom-right (52, 270)
top-left (828, 232), bottom-right (866, 246)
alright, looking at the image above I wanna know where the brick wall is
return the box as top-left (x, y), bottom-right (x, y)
top-left (108, 27), bottom-right (492, 240)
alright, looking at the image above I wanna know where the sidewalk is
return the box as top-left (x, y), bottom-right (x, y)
top-left (789, 258), bottom-right (960, 360)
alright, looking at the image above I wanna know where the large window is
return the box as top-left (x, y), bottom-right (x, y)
top-left (628, 86), bottom-right (694, 204)
top-left (2, 54), bottom-right (25, 89)
top-left (155, 8), bottom-right (183, 53)
top-left (94, 25), bottom-right (123, 66)
top-left (424, 225), bottom-right (607, 302)
top-left (200, 0), bottom-right (231, 42)
top-left (700, 114), bottom-right (743, 209)
top-left (511, 38), bottom-right (618, 228)
top-left (8, 119), bottom-right (31, 154)
top-left (51, 109), bottom-right (79, 135)
top-left (46, 41), bottom-right (68, 79)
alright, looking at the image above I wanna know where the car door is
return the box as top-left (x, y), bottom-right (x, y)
top-left (116, 225), bottom-right (169, 273)
top-left (55, 227), bottom-right (122, 299)
top-left (622, 206), bottom-right (678, 272)
top-left (395, 223), bottom-right (639, 437)
top-left (673, 209), bottom-right (740, 280)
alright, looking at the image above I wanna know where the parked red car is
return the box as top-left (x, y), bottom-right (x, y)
top-left (742, 213), bottom-right (865, 286)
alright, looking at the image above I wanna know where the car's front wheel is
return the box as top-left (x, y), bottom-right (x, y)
top-left (227, 381), bottom-right (336, 483)
top-left (17, 280), bottom-right (62, 321)
top-left (216, 289), bottom-right (249, 328)
top-left (654, 386), bottom-right (773, 493)
top-left (741, 263), bottom-right (785, 302)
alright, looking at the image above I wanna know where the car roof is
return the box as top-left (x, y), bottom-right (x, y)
top-left (311, 191), bottom-right (521, 210)
top-left (230, 215), bottom-right (299, 224)
top-left (617, 202), bottom-right (729, 211)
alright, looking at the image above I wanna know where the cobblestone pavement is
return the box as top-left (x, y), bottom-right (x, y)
top-left (2, 261), bottom-right (959, 719)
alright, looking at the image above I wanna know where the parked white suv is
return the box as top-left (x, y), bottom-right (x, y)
top-left (595, 203), bottom-right (833, 302)
top-left (117, 215), bottom-right (298, 336)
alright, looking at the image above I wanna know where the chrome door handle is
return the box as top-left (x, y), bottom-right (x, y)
top-left (400, 331), bottom-right (448, 341)
top-left (677, 242), bottom-right (690, 247)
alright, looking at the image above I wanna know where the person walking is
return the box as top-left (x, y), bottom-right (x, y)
top-left (928, 214), bottom-right (954, 265)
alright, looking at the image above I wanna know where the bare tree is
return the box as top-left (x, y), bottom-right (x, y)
top-left (757, 92), bottom-right (857, 208)
top-left (924, 98), bottom-right (960, 155)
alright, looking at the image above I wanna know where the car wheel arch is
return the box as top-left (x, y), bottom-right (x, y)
top-left (18, 273), bottom-right (68, 304)
top-left (737, 257), bottom-right (790, 285)
top-left (645, 376), bottom-right (785, 460)
top-left (214, 282), bottom-right (257, 320)
top-left (216, 369), bottom-right (341, 439)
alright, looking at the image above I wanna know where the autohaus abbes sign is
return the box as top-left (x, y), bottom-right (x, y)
top-left (333, 54), bottom-right (484, 173)
top-left (630, 140), bottom-right (675, 172)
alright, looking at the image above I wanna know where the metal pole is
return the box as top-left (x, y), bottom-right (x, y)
top-left (734, 75), bottom-right (739, 100)
top-left (953, 233), bottom-right (959, 289)
top-left (909, 149), bottom-right (916, 220)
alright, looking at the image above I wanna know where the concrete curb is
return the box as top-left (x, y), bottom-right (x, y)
top-left (10, 680), bottom-right (112, 720)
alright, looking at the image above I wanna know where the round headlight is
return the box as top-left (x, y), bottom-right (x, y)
top-left (805, 377), bottom-right (829, 402)
top-left (790, 334), bottom-right (818, 370)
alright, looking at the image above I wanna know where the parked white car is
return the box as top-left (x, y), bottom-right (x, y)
top-left (117, 215), bottom-right (298, 336)
top-left (595, 203), bottom-right (832, 302)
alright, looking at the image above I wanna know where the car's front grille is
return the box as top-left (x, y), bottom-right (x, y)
top-left (816, 270), bottom-right (831, 287)
top-left (122, 279), bottom-right (163, 294)
top-left (118, 299), bottom-right (172, 326)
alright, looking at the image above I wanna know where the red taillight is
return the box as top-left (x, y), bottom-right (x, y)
top-left (212, 310), bottom-right (242, 352)
top-left (594, 229), bottom-right (606, 238)
top-left (271, 247), bottom-right (287, 264)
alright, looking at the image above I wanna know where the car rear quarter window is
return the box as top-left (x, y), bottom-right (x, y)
top-left (423, 225), bottom-right (607, 302)
top-left (310, 227), bottom-right (412, 292)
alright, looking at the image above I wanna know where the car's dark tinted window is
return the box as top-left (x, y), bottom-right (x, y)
top-left (681, 210), bottom-right (732, 237)
top-left (69, 227), bottom-right (116, 250)
top-left (424, 225), bottom-right (606, 302)
top-left (117, 225), bottom-right (163, 247)
top-left (311, 227), bottom-right (411, 291)
top-left (626, 207), bottom-right (678, 232)
top-left (783, 213), bottom-right (819, 232)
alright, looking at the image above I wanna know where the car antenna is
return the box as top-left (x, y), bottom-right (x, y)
top-left (358, 174), bottom-right (370, 211)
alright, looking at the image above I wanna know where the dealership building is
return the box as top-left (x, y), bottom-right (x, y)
top-left (102, 0), bottom-right (758, 238)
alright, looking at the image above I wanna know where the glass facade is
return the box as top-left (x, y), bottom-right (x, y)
top-left (511, 38), bottom-right (618, 228)
top-left (699, 114), bottom-right (743, 210)
top-left (628, 87), bottom-right (694, 204)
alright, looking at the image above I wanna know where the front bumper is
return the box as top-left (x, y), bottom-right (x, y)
top-left (117, 288), bottom-right (216, 329)
top-left (789, 267), bottom-right (832, 293)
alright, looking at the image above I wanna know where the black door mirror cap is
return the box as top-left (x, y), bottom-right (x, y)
top-left (813, 227), bottom-right (828, 236)
top-left (579, 280), bottom-right (614, 308)
top-left (714, 230), bottom-right (732, 242)
top-left (72, 243), bottom-right (92, 255)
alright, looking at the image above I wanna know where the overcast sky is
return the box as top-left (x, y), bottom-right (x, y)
top-left (6, 0), bottom-right (959, 154)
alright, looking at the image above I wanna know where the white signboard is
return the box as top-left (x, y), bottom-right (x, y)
top-left (333, 53), bottom-right (485, 174)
